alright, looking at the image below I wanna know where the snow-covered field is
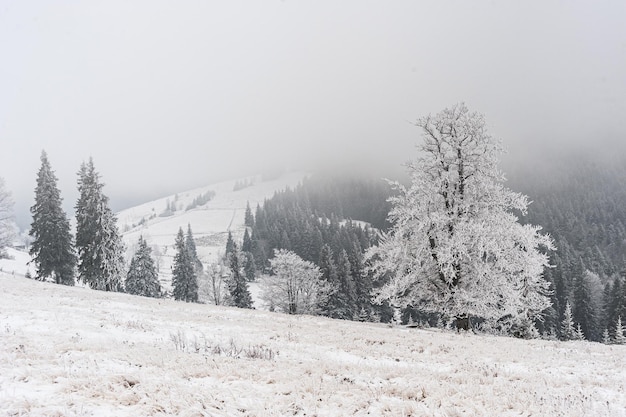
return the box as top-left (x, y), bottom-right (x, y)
top-left (2, 273), bottom-right (625, 417)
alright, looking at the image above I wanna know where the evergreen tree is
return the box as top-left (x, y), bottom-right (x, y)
top-left (245, 201), bottom-right (255, 228)
top-left (126, 236), bottom-right (161, 297)
top-left (244, 252), bottom-right (256, 281)
top-left (171, 227), bottom-right (198, 302)
top-left (561, 301), bottom-right (576, 341)
top-left (614, 316), bottom-right (626, 345)
top-left (29, 151), bottom-right (76, 285)
top-left (224, 231), bottom-right (235, 262)
top-left (574, 323), bottom-right (585, 341)
top-left (333, 249), bottom-right (357, 319)
top-left (318, 244), bottom-right (339, 316)
top-left (186, 224), bottom-right (203, 276)
top-left (601, 328), bottom-right (611, 344)
top-left (75, 158), bottom-right (125, 291)
top-left (573, 271), bottom-right (599, 341)
top-left (227, 243), bottom-right (252, 308)
top-left (242, 228), bottom-right (252, 253)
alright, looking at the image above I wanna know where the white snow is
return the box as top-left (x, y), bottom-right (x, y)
top-left (2, 273), bottom-right (625, 416)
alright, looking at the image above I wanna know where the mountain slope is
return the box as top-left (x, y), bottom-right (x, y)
top-left (2, 273), bottom-right (625, 416)
top-left (117, 172), bottom-right (307, 287)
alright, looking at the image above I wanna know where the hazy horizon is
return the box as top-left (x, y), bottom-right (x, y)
top-left (2, 1), bottom-right (625, 229)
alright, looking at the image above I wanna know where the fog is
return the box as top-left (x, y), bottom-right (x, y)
top-left (1, 1), bottom-right (624, 229)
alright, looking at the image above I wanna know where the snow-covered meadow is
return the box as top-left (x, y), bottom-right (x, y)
top-left (2, 272), bottom-right (625, 417)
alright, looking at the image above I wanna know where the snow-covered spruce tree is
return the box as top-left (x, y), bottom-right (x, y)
top-left (185, 223), bottom-right (203, 277)
top-left (561, 301), bottom-right (576, 341)
top-left (366, 103), bottom-right (554, 332)
top-left (614, 316), bottom-right (626, 345)
top-left (126, 236), bottom-right (161, 297)
top-left (227, 243), bottom-right (252, 308)
top-left (171, 227), bottom-right (198, 302)
top-left (29, 151), bottom-right (76, 285)
top-left (261, 249), bottom-right (328, 315)
top-left (75, 158), bottom-right (125, 291)
top-left (0, 177), bottom-right (16, 258)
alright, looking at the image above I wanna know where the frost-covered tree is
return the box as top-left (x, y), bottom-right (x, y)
top-left (261, 249), bottom-right (327, 315)
top-left (75, 158), bottom-right (125, 291)
top-left (126, 236), bottom-right (161, 297)
top-left (614, 316), bottom-right (626, 345)
top-left (367, 103), bottom-right (554, 329)
top-left (561, 301), bottom-right (576, 341)
top-left (0, 177), bottom-right (16, 258)
top-left (171, 227), bottom-right (198, 302)
top-left (227, 243), bottom-right (252, 308)
top-left (29, 151), bottom-right (76, 285)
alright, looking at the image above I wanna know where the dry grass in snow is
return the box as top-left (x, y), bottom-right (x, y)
top-left (1, 273), bottom-right (625, 416)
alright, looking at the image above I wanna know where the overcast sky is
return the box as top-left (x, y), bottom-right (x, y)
top-left (1, 1), bottom-right (625, 228)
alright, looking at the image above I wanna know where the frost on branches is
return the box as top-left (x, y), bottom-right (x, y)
top-left (262, 249), bottom-right (329, 315)
top-left (367, 103), bottom-right (554, 331)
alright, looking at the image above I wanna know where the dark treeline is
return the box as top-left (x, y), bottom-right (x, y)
top-left (238, 175), bottom-right (395, 321)
top-left (511, 153), bottom-right (626, 341)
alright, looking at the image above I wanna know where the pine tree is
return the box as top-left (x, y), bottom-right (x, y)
top-left (245, 201), bottom-right (255, 228)
top-left (186, 224), bottom-right (203, 276)
top-left (561, 301), bottom-right (576, 341)
top-left (602, 328), bottom-right (611, 344)
top-left (574, 323), bottom-right (585, 341)
top-left (614, 316), bottom-right (626, 345)
top-left (244, 252), bottom-right (256, 282)
top-left (224, 231), bottom-right (235, 262)
top-left (573, 270), bottom-right (598, 341)
top-left (29, 151), bottom-right (76, 285)
top-left (227, 243), bottom-right (252, 308)
top-left (242, 228), bottom-right (252, 253)
top-left (75, 158), bottom-right (125, 291)
top-left (318, 244), bottom-right (339, 316)
top-left (171, 228), bottom-right (198, 302)
top-left (333, 249), bottom-right (357, 319)
top-left (126, 236), bottom-right (161, 297)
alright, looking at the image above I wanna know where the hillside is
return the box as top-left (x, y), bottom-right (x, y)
top-left (2, 273), bottom-right (625, 417)
top-left (116, 172), bottom-right (307, 289)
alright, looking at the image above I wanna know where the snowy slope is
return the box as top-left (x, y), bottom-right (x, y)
top-left (117, 172), bottom-right (307, 289)
top-left (2, 273), bottom-right (625, 417)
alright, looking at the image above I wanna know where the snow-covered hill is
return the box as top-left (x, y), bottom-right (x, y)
top-left (2, 273), bottom-right (625, 416)
top-left (117, 172), bottom-right (307, 289)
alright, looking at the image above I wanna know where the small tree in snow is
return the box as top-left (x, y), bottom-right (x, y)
top-left (227, 243), bottom-right (252, 308)
top-left (261, 249), bottom-right (328, 315)
top-left (574, 323), bottom-right (585, 341)
top-left (126, 236), bottom-right (161, 298)
top-left (601, 328), bottom-right (611, 344)
top-left (561, 301), bottom-right (576, 341)
top-left (614, 316), bottom-right (626, 345)
top-left (367, 103), bottom-right (554, 330)
top-left (171, 227), bottom-right (198, 302)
